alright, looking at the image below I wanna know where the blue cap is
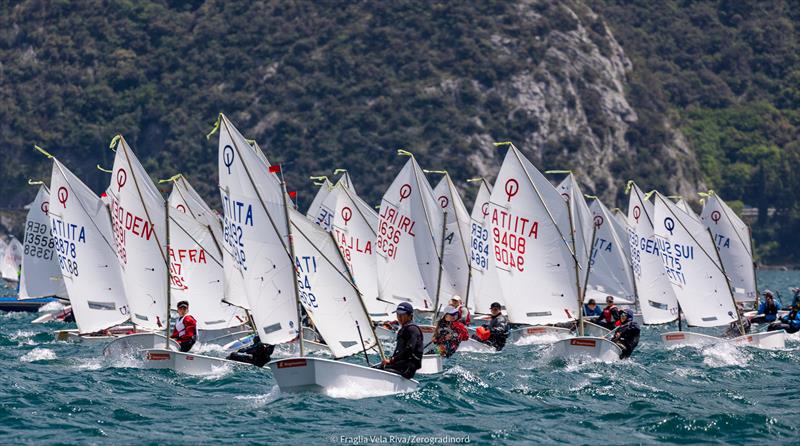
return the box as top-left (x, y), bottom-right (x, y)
top-left (393, 302), bottom-right (413, 315)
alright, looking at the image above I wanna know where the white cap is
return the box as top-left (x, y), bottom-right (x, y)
top-left (450, 295), bottom-right (462, 303)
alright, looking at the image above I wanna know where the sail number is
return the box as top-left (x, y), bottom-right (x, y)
top-left (470, 222), bottom-right (490, 269)
top-left (492, 227), bottom-right (526, 272)
top-left (24, 221), bottom-right (56, 260)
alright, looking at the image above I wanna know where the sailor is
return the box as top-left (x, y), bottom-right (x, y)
top-left (429, 306), bottom-right (469, 358)
top-left (378, 302), bottom-right (423, 379)
top-left (226, 335), bottom-right (275, 367)
top-left (723, 304), bottom-right (751, 337)
top-left (593, 296), bottom-right (620, 330)
top-left (473, 302), bottom-right (509, 351)
top-left (170, 300), bottom-right (197, 352)
top-left (750, 291), bottom-right (780, 324)
top-left (612, 309), bottom-right (640, 359)
top-left (787, 287), bottom-right (800, 309)
top-left (583, 298), bottom-right (602, 318)
top-left (449, 295), bottom-right (471, 325)
top-left (768, 305), bottom-right (800, 334)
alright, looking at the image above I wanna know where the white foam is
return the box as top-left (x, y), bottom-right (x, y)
top-left (20, 348), bottom-right (57, 362)
top-left (444, 365), bottom-right (489, 392)
top-left (323, 383), bottom-right (408, 400)
top-left (191, 342), bottom-right (227, 355)
top-left (235, 385), bottom-right (282, 408)
top-left (37, 301), bottom-right (66, 313)
top-left (702, 342), bottom-right (751, 367)
top-left (514, 334), bottom-right (563, 346)
top-left (199, 363), bottom-right (235, 381)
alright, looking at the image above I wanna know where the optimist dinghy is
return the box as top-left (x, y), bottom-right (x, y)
top-left (142, 348), bottom-right (245, 375)
top-left (652, 192), bottom-right (786, 351)
top-left (269, 357), bottom-right (418, 395)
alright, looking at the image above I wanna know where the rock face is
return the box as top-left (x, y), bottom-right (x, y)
top-left (439, 0), bottom-right (704, 201)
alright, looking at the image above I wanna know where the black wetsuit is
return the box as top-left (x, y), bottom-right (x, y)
top-left (227, 340), bottom-right (275, 367)
top-left (613, 321), bottom-right (640, 359)
top-left (383, 322), bottom-right (423, 379)
top-left (484, 314), bottom-right (509, 351)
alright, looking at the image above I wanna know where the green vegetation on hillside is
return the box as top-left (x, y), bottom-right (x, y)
top-left (594, 0), bottom-right (800, 261)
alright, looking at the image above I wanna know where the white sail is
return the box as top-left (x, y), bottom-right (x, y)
top-left (0, 239), bottom-right (7, 277)
top-left (431, 174), bottom-right (471, 301)
top-left (556, 174), bottom-right (593, 274)
top-left (321, 182), bottom-right (394, 322)
top-left (376, 157), bottom-right (452, 310)
top-left (487, 145), bottom-right (578, 324)
top-left (653, 193), bottom-right (737, 327)
top-left (337, 170), bottom-right (357, 194)
top-left (307, 178), bottom-right (334, 231)
top-left (290, 210), bottom-right (378, 358)
top-left (700, 193), bottom-right (756, 302)
top-left (1, 237), bottom-right (23, 282)
top-left (467, 179), bottom-right (504, 313)
top-left (676, 198), bottom-right (700, 221)
top-left (49, 160), bottom-right (129, 333)
top-left (627, 183), bottom-right (679, 324)
top-left (218, 114), bottom-right (298, 345)
top-left (108, 137), bottom-right (168, 331)
top-left (586, 199), bottom-right (636, 304)
top-left (168, 187), bottom-right (247, 330)
top-left (18, 186), bottom-right (68, 299)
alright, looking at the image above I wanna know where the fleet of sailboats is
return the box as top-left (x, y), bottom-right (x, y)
top-left (7, 116), bottom-right (786, 396)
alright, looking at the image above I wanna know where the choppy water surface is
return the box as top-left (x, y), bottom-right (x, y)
top-left (1, 271), bottom-right (798, 445)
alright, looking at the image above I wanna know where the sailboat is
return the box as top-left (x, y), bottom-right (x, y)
top-left (166, 175), bottom-right (250, 345)
top-left (306, 177), bottom-right (334, 230)
top-left (1, 237), bottom-right (23, 284)
top-left (586, 198), bottom-right (637, 307)
top-left (429, 171), bottom-right (471, 307)
top-left (6, 185), bottom-right (68, 314)
top-left (700, 191), bottom-right (758, 304)
top-left (626, 182), bottom-right (680, 326)
top-left (46, 157), bottom-right (146, 344)
top-left (654, 192), bottom-right (784, 350)
top-left (100, 136), bottom-right (184, 357)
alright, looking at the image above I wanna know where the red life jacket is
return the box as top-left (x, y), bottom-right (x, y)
top-left (171, 314), bottom-right (197, 343)
top-left (601, 305), bottom-right (617, 323)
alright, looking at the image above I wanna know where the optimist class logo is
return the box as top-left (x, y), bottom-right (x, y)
top-left (711, 210), bottom-right (721, 224)
top-left (57, 187), bottom-right (69, 208)
top-left (438, 195), bottom-right (449, 209)
top-left (593, 215), bottom-right (604, 227)
top-left (41, 201), bottom-right (49, 214)
top-left (116, 169), bottom-right (127, 192)
top-left (664, 217), bottom-right (675, 235)
top-left (633, 205), bottom-right (641, 223)
top-left (504, 179), bottom-right (519, 202)
top-left (341, 206), bottom-right (352, 225)
top-left (223, 145), bottom-right (235, 174)
top-left (176, 204), bottom-right (186, 213)
top-left (481, 202), bottom-right (489, 218)
top-left (399, 184), bottom-right (411, 202)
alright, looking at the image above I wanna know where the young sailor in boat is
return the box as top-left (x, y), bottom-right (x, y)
top-left (611, 309), bottom-right (640, 359)
top-left (750, 291), bottom-right (780, 325)
top-left (767, 304), bottom-right (800, 334)
top-left (592, 296), bottom-right (620, 330)
top-left (583, 298), bottom-right (602, 318)
top-left (429, 306), bottom-right (469, 357)
top-left (473, 302), bottom-right (509, 351)
top-left (723, 304), bottom-right (751, 337)
top-left (449, 295), bottom-right (471, 325)
top-left (378, 302), bottom-right (423, 379)
top-left (226, 335), bottom-right (275, 367)
top-left (170, 301), bottom-right (197, 352)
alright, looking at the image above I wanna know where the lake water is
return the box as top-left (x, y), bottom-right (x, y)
top-left (1, 270), bottom-right (798, 445)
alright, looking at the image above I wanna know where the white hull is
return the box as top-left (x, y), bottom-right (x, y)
top-left (582, 321), bottom-right (611, 337)
top-left (56, 326), bottom-right (142, 343)
top-left (457, 338), bottom-right (498, 353)
top-left (418, 354), bottom-right (443, 375)
top-left (268, 357), bottom-right (418, 397)
top-left (509, 325), bottom-right (573, 343)
top-left (550, 336), bottom-right (623, 362)
top-left (200, 329), bottom-right (252, 347)
top-left (662, 330), bottom-right (786, 350)
top-left (142, 348), bottom-right (250, 375)
top-left (102, 333), bottom-right (180, 358)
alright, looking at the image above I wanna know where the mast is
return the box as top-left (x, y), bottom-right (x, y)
top-left (431, 211), bottom-right (448, 323)
top-left (567, 196), bottom-right (585, 336)
top-left (708, 228), bottom-right (745, 336)
top-left (580, 223), bottom-right (599, 335)
top-left (165, 201), bottom-right (171, 348)
top-left (280, 167), bottom-right (305, 357)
